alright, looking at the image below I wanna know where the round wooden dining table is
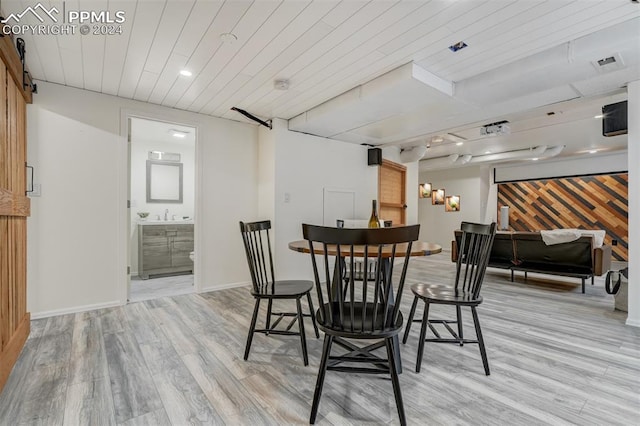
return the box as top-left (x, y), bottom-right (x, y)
top-left (288, 240), bottom-right (442, 257)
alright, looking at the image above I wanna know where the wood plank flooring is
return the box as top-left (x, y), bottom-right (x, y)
top-left (129, 274), bottom-right (194, 303)
top-left (1, 253), bottom-right (638, 425)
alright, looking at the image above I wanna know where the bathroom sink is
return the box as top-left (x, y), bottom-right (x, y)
top-left (138, 219), bottom-right (193, 225)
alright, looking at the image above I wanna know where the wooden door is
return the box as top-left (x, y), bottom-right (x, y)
top-left (0, 34), bottom-right (32, 392)
top-left (378, 160), bottom-right (406, 226)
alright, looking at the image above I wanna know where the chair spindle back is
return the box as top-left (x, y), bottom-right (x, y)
top-left (239, 220), bottom-right (276, 294)
top-left (455, 222), bottom-right (497, 298)
top-left (302, 224), bottom-right (420, 334)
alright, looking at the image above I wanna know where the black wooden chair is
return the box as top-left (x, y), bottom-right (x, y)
top-left (239, 220), bottom-right (319, 366)
top-left (303, 224), bottom-right (420, 425)
top-left (403, 222), bottom-right (496, 375)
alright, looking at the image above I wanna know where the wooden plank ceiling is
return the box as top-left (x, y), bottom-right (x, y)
top-left (3, 0), bottom-right (638, 125)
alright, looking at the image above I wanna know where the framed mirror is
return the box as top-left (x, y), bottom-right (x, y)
top-left (146, 160), bottom-right (183, 203)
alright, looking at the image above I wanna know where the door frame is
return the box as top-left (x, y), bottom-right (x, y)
top-left (118, 109), bottom-right (201, 304)
top-left (378, 159), bottom-right (407, 225)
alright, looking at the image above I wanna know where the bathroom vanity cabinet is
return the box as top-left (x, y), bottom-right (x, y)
top-left (138, 223), bottom-right (194, 279)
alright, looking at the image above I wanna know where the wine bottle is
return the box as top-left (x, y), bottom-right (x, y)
top-left (368, 200), bottom-right (380, 228)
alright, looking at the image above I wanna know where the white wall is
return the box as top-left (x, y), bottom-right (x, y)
top-left (129, 134), bottom-right (195, 275)
top-left (418, 166), bottom-right (492, 249)
top-left (627, 80), bottom-right (639, 327)
top-left (258, 124), bottom-right (276, 221)
top-left (495, 151), bottom-right (628, 182)
top-left (261, 120), bottom-right (421, 281)
top-left (264, 119), bottom-right (377, 280)
top-left (130, 126), bottom-right (196, 221)
top-left (26, 82), bottom-right (258, 316)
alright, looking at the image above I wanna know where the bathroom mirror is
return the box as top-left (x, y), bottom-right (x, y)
top-left (146, 160), bottom-right (183, 203)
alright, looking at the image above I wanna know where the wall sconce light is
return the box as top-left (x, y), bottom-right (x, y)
top-left (432, 189), bottom-right (445, 205)
top-left (419, 183), bottom-right (432, 198)
top-left (445, 195), bottom-right (460, 212)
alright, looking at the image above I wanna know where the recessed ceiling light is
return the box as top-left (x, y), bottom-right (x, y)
top-left (532, 158), bottom-right (539, 161)
top-left (170, 129), bottom-right (189, 138)
top-left (432, 136), bottom-right (444, 143)
top-left (588, 149), bottom-right (598, 154)
top-left (594, 114), bottom-right (604, 119)
top-left (179, 70), bottom-right (192, 77)
top-left (484, 151), bottom-right (491, 154)
top-left (456, 142), bottom-right (464, 146)
top-left (220, 32), bottom-right (237, 44)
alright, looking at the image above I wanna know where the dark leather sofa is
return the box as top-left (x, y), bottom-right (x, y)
top-left (452, 231), bottom-right (612, 293)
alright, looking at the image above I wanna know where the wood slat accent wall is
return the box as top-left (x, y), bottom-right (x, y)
top-left (0, 58), bottom-right (30, 392)
top-left (498, 174), bottom-right (628, 261)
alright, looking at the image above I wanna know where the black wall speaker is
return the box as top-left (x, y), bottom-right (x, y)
top-left (368, 148), bottom-right (382, 166)
top-left (602, 101), bottom-right (627, 137)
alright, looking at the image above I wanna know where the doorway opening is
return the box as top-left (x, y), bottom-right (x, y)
top-left (128, 117), bottom-right (197, 302)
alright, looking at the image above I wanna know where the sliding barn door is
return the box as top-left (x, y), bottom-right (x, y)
top-left (0, 62), bottom-right (30, 392)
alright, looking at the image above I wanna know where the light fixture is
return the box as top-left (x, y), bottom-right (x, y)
top-left (456, 142), bottom-right (464, 146)
top-left (149, 151), bottom-right (180, 161)
top-left (179, 69), bottom-right (192, 77)
top-left (481, 120), bottom-right (510, 136)
top-left (531, 158), bottom-right (539, 161)
top-left (589, 149), bottom-right (598, 154)
top-left (432, 136), bottom-right (444, 143)
top-left (594, 114), bottom-right (604, 119)
top-left (400, 145), bottom-right (428, 163)
top-left (484, 151), bottom-right (491, 154)
top-left (419, 183), bottom-right (432, 198)
top-left (170, 129), bottom-right (189, 138)
top-left (220, 32), bottom-right (237, 44)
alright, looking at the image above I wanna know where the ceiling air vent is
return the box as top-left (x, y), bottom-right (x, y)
top-left (597, 56), bottom-right (616, 66)
top-left (592, 52), bottom-right (624, 73)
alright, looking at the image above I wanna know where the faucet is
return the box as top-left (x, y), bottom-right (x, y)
top-left (164, 209), bottom-right (169, 221)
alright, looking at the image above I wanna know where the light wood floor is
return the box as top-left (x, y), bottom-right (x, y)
top-left (129, 274), bottom-right (194, 303)
top-left (1, 253), bottom-right (638, 425)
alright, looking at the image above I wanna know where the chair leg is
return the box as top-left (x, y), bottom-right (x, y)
top-left (582, 278), bottom-right (585, 294)
top-left (307, 292), bottom-right (320, 338)
top-left (385, 337), bottom-right (407, 426)
top-left (265, 299), bottom-right (273, 335)
top-left (296, 297), bottom-right (309, 366)
top-left (244, 298), bottom-right (261, 361)
top-left (456, 305), bottom-right (464, 346)
top-left (471, 306), bottom-right (490, 376)
top-left (415, 301), bottom-right (430, 373)
top-left (402, 296), bottom-right (418, 344)
top-left (510, 269), bottom-right (514, 282)
top-left (310, 334), bottom-right (333, 424)
top-left (591, 275), bottom-right (594, 285)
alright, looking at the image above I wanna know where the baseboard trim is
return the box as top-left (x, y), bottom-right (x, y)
top-left (625, 317), bottom-right (640, 328)
top-left (200, 281), bottom-right (250, 293)
top-left (31, 300), bottom-right (123, 319)
top-left (0, 313), bottom-right (30, 393)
